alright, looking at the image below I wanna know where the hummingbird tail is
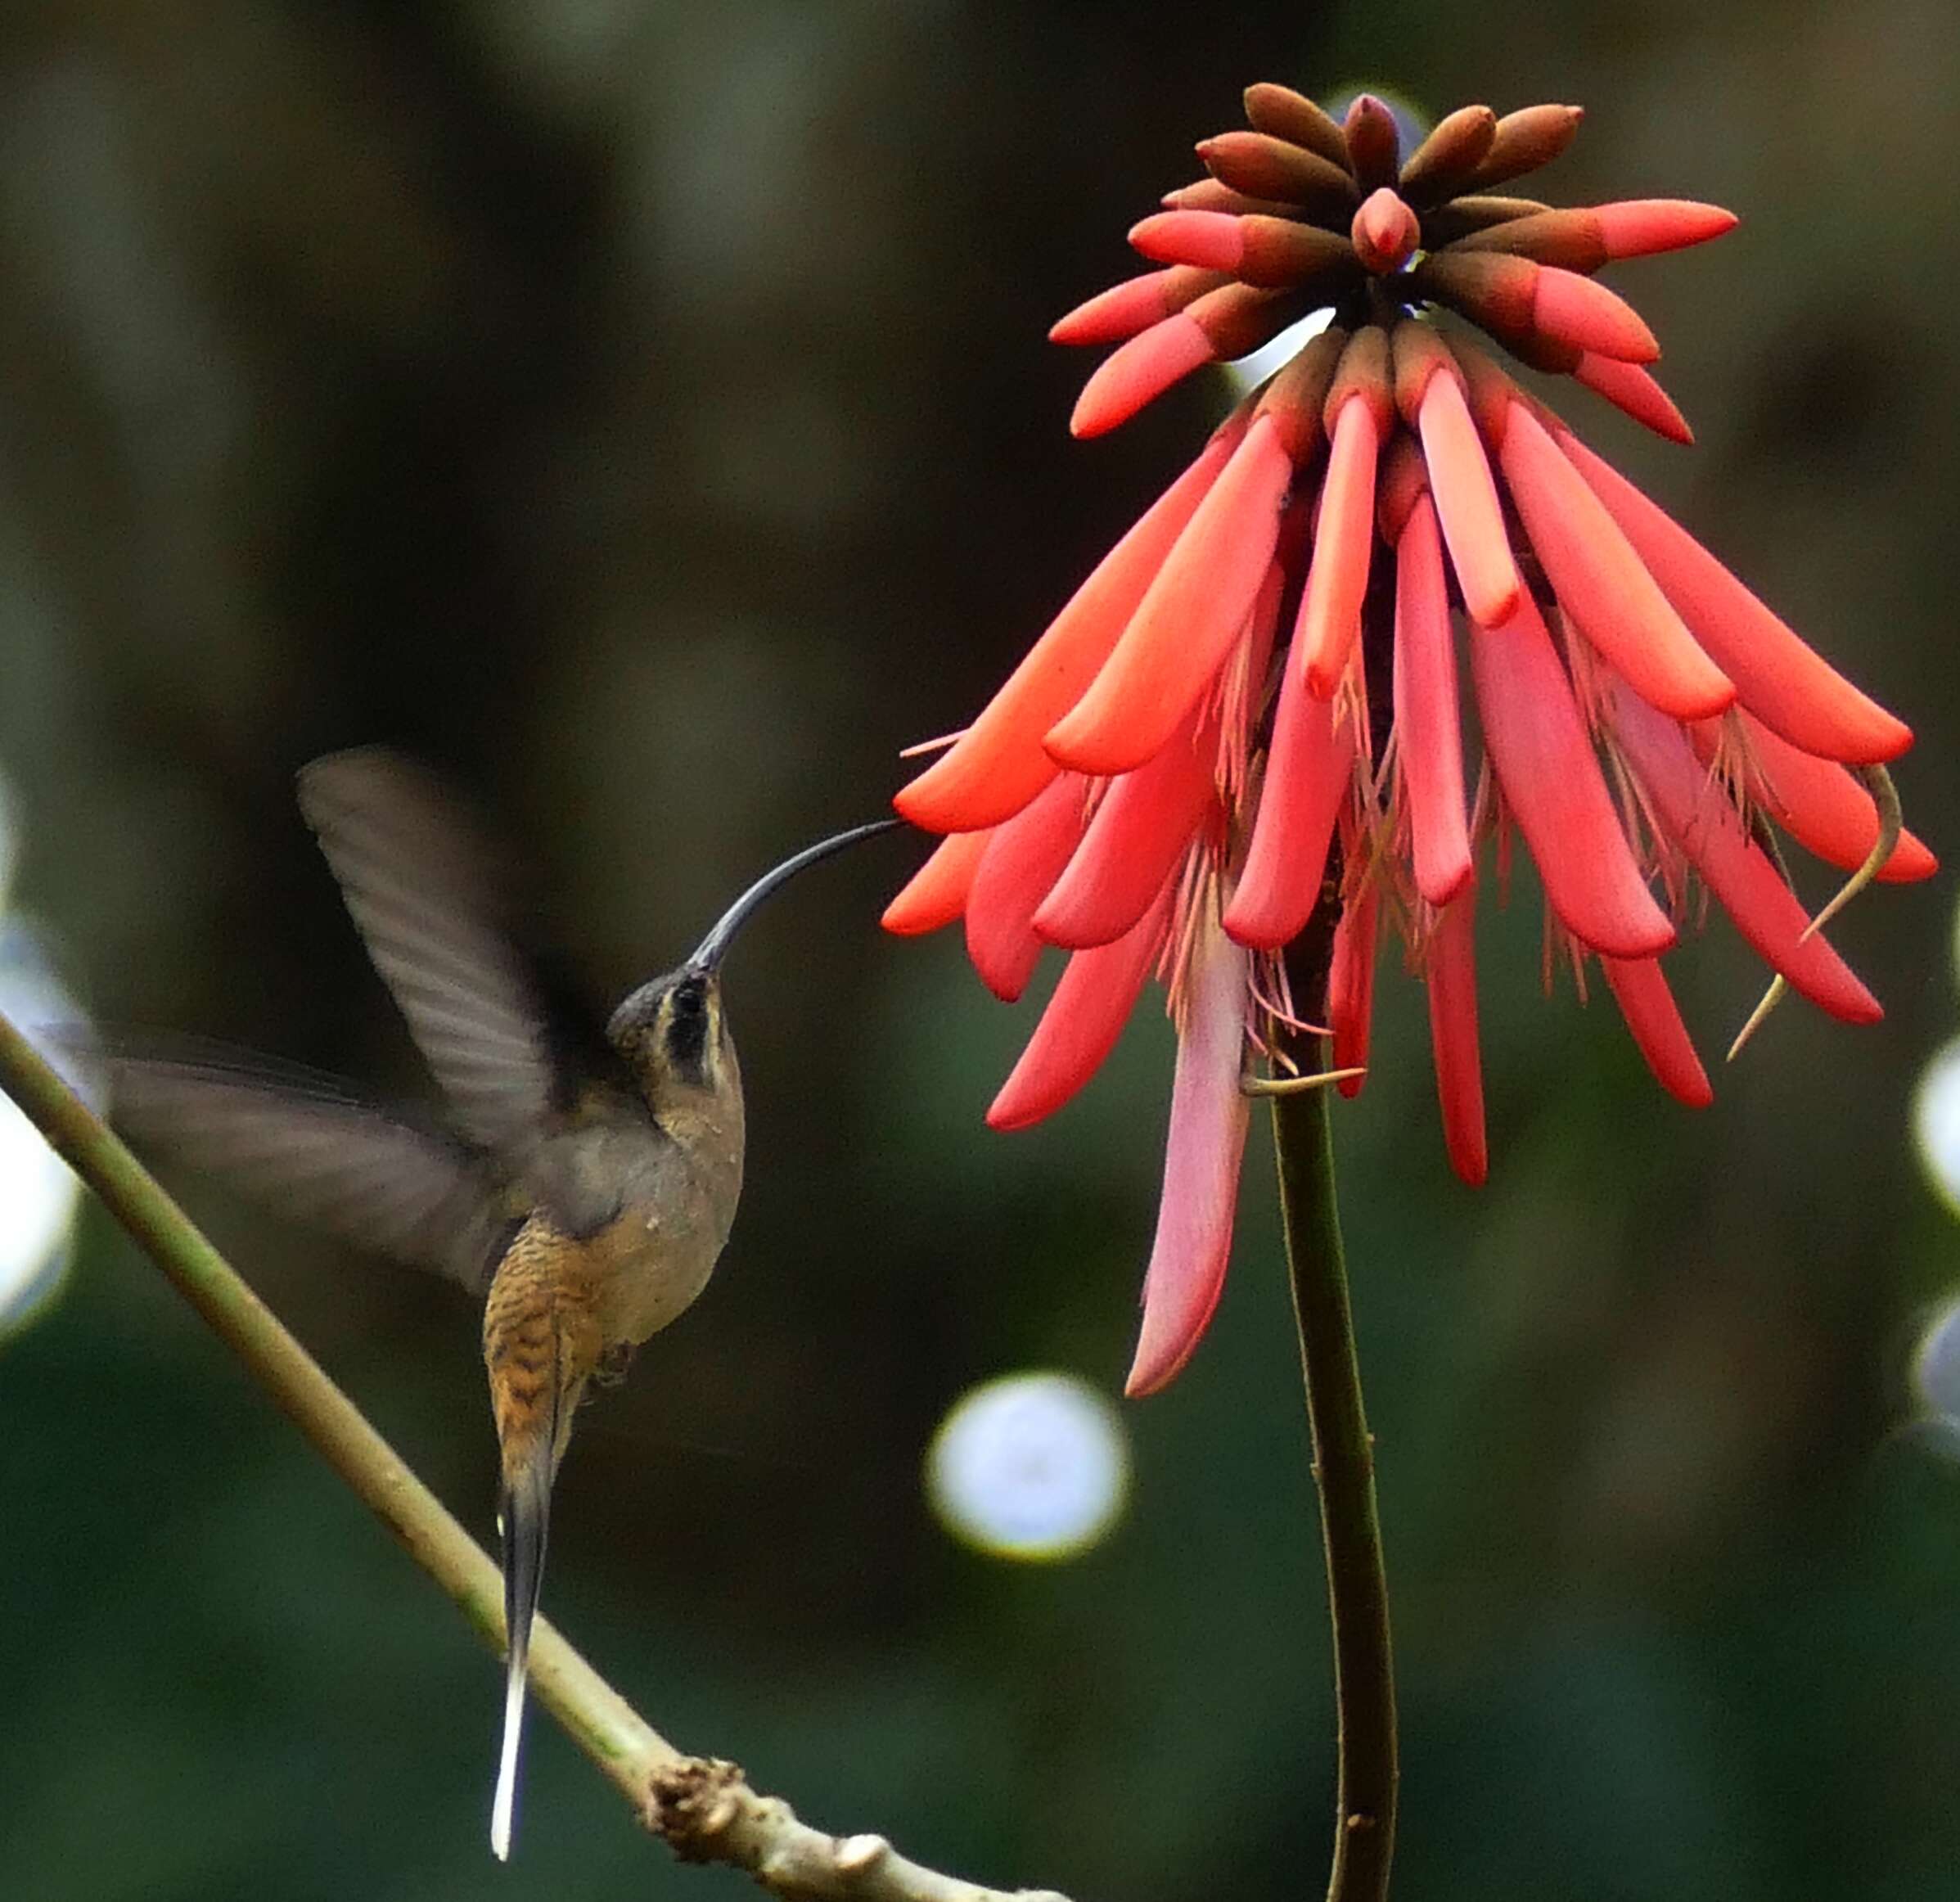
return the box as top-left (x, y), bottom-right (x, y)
top-left (491, 1451), bottom-right (552, 1862)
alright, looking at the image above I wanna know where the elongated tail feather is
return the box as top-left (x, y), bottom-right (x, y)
top-left (491, 1454), bottom-right (552, 1861)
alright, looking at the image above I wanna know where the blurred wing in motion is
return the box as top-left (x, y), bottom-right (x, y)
top-left (104, 1050), bottom-right (515, 1293)
top-left (296, 749), bottom-right (562, 1161)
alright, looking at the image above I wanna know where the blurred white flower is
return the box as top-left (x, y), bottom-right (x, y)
top-left (926, 1371), bottom-right (1129, 1561)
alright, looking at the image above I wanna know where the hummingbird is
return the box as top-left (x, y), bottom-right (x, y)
top-left (102, 748), bottom-right (894, 1859)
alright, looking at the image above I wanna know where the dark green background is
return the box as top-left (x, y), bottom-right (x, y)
top-left (2, 2), bottom-right (1958, 1896)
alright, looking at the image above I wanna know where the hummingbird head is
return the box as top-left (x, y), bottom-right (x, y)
top-left (606, 962), bottom-right (728, 1098)
top-left (606, 818), bottom-right (896, 1099)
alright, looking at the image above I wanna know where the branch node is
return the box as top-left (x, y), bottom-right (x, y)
top-left (836, 1833), bottom-right (894, 1876)
top-left (647, 1756), bottom-right (749, 1857)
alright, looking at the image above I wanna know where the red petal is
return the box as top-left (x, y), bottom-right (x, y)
top-left (1048, 267), bottom-right (1228, 346)
top-left (1573, 354), bottom-right (1693, 445)
top-left (1127, 912), bottom-right (1250, 1395)
top-left (1498, 401), bottom-right (1734, 719)
top-left (1035, 705), bottom-right (1217, 949)
top-left (1468, 594), bottom-right (1675, 958)
top-left (1600, 955), bottom-right (1713, 1106)
top-left (1070, 312), bottom-right (1218, 439)
top-left (896, 421), bottom-right (1244, 833)
top-left (1531, 266), bottom-right (1659, 363)
top-left (1417, 369), bottom-right (1521, 625)
top-left (1425, 890), bottom-right (1488, 1185)
top-left (962, 773), bottom-right (1087, 1002)
top-left (1298, 394), bottom-right (1382, 696)
top-left (988, 885), bottom-right (1173, 1130)
top-left (1047, 412), bottom-right (1294, 776)
top-left (881, 829), bottom-right (990, 935)
top-left (1224, 641), bottom-right (1356, 949)
top-left (1690, 711), bottom-right (1936, 884)
top-left (1557, 429), bottom-right (1913, 763)
top-left (1127, 210), bottom-right (1246, 272)
top-left (1606, 678), bottom-right (1883, 1022)
top-left (1592, 198), bottom-right (1737, 259)
top-left (1392, 493), bottom-right (1474, 905)
top-left (1329, 884), bottom-right (1380, 1098)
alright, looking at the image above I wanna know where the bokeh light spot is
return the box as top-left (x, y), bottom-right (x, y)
top-left (0, 923), bottom-right (95, 1338)
top-left (1222, 309), bottom-right (1335, 398)
top-left (1913, 1294), bottom-right (1960, 1426)
top-left (1319, 86), bottom-right (1433, 160)
top-left (926, 1371), bottom-right (1129, 1561)
top-left (1912, 1038), bottom-right (1960, 1215)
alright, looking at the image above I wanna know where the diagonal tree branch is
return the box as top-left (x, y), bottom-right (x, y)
top-left (0, 1008), bottom-right (1068, 1902)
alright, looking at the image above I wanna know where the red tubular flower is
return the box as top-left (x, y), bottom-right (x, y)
top-left (886, 87), bottom-right (1930, 1390)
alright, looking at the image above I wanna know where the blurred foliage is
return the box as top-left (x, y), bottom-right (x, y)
top-left (2, 1), bottom-right (1960, 1897)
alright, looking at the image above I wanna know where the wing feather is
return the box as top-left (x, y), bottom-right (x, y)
top-left (295, 750), bottom-right (558, 1158)
top-left (105, 1051), bottom-right (511, 1292)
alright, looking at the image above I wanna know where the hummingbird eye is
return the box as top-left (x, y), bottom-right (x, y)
top-left (660, 976), bottom-right (711, 1075)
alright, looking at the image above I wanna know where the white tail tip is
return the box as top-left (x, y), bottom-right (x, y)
top-left (489, 1665), bottom-right (526, 1860)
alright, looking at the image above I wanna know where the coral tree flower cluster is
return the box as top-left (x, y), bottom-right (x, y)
top-left (884, 88), bottom-right (1931, 1395)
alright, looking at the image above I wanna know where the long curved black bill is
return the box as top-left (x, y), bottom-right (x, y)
top-left (687, 818), bottom-right (899, 972)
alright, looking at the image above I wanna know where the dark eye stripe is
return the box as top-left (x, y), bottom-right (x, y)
top-left (662, 985), bottom-right (710, 1076)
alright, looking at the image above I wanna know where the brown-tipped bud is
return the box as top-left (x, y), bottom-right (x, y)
top-left (1462, 104), bottom-right (1584, 191)
top-left (1398, 104), bottom-right (1498, 205)
top-left (1048, 266), bottom-right (1229, 347)
top-left (1069, 314), bottom-right (1219, 438)
top-left (1196, 132), bottom-right (1358, 222)
top-left (1445, 332), bottom-right (1529, 443)
top-left (1443, 205), bottom-right (1729, 291)
top-left (1413, 250), bottom-right (1658, 364)
top-left (1162, 177), bottom-right (1297, 219)
top-left (1243, 83), bottom-right (1351, 171)
top-left (1375, 431), bottom-right (1430, 543)
top-left (1131, 211), bottom-right (1358, 298)
top-left (1237, 216), bottom-right (1358, 291)
top-left (1484, 323), bottom-right (1584, 376)
top-left (1412, 250), bottom-right (1539, 340)
top-left (1323, 324), bottom-right (1395, 438)
top-left (1444, 206), bottom-right (1610, 272)
top-left (1352, 187), bottom-right (1420, 273)
top-left (1186, 281), bottom-right (1302, 358)
top-left (1129, 210), bottom-right (1246, 273)
top-left (1255, 322), bottom-right (1347, 462)
top-left (1344, 95), bottom-right (1402, 190)
top-left (1593, 199), bottom-right (1738, 257)
top-left (1390, 317), bottom-right (1462, 425)
top-left (1420, 196), bottom-right (1552, 244)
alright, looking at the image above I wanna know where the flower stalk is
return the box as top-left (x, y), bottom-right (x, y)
top-left (1267, 917), bottom-right (1396, 1902)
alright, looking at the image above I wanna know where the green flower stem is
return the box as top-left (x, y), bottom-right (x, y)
top-left (1269, 1074), bottom-right (1397, 1902)
top-left (0, 1008), bottom-right (1066, 1902)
